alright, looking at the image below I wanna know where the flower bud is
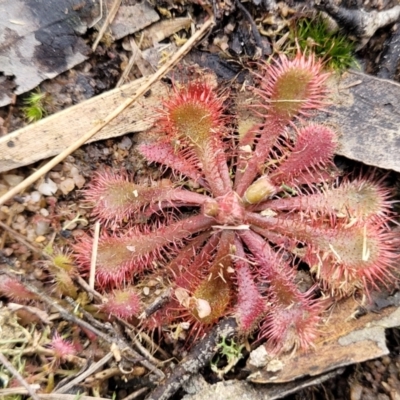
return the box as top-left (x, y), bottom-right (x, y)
top-left (244, 176), bottom-right (277, 204)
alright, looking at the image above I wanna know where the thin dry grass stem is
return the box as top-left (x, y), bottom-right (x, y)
top-left (135, 329), bottom-right (170, 360)
top-left (121, 387), bottom-right (150, 400)
top-left (140, 334), bottom-right (170, 360)
top-left (84, 366), bottom-right (121, 384)
top-left (1, 345), bottom-right (51, 357)
top-left (92, 0), bottom-right (122, 51)
top-left (119, 319), bottom-right (171, 360)
top-left (126, 330), bottom-right (166, 366)
top-left (0, 384), bottom-right (41, 397)
top-left (0, 17), bottom-right (214, 207)
top-left (89, 221), bottom-right (100, 289)
top-left (40, 395), bottom-right (112, 400)
top-left (117, 35), bottom-right (149, 87)
top-left (55, 352), bottom-right (114, 394)
top-left (1, 269), bottom-right (108, 339)
top-left (0, 216), bottom-right (105, 309)
top-left (117, 36), bottom-right (139, 87)
top-left (0, 352), bottom-right (41, 400)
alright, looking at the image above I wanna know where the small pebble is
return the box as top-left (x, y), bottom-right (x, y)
top-left (2, 248), bottom-right (13, 256)
top-left (26, 228), bottom-right (36, 242)
top-left (38, 179), bottom-right (58, 196)
top-left (40, 208), bottom-right (49, 217)
top-left (16, 215), bottom-right (25, 223)
top-left (3, 174), bottom-right (24, 186)
top-left (33, 268), bottom-right (45, 279)
top-left (60, 230), bottom-right (72, 238)
top-left (30, 191), bottom-right (42, 203)
top-left (35, 220), bottom-right (50, 236)
top-left (58, 178), bottom-right (75, 195)
top-left (35, 236), bottom-right (46, 243)
top-left (0, 184), bottom-right (8, 197)
top-left (0, 205), bottom-right (9, 214)
top-left (382, 356), bottom-right (391, 366)
top-left (74, 174), bottom-right (85, 188)
top-left (267, 359), bottom-right (284, 373)
top-left (249, 345), bottom-right (270, 368)
top-left (350, 381), bottom-right (363, 400)
top-left (118, 136), bottom-right (133, 150)
top-left (71, 167), bottom-right (86, 188)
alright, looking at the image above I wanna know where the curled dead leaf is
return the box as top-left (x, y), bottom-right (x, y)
top-left (175, 287), bottom-right (191, 308)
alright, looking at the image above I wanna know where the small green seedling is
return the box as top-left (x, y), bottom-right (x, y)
top-left (211, 336), bottom-right (245, 379)
top-left (22, 89), bottom-right (50, 123)
top-left (62, 213), bottom-right (89, 231)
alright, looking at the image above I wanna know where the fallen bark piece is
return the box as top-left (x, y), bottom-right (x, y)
top-left (0, 78), bottom-right (168, 172)
top-left (0, 0), bottom-right (159, 107)
top-left (101, 0), bottom-right (159, 41)
top-left (377, 24), bottom-right (400, 80)
top-left (0, 0), bottom-right (94, 107)
top-left (246, 296), bottom-right (400, 384)
top-left (182, 369), bottom-right (343, 400)
top-left (318, 70), bottom-right (400, 172)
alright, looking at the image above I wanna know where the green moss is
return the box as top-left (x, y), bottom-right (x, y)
top-left (22, 89), bottom-right (50, 123)
top-left (292, 14), bottom-right (357, 71)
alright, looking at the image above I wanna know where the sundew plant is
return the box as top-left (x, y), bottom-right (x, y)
top-left (71, 52), bottom-right (398, 353)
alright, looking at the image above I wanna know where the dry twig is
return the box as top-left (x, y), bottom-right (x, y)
top-left (55, 352), bottom-right (114, 394)
top-left (119, 319), bottom-right (171, 360)
top-left (0, 215), bottom-right (11, 249)
top-left (0, 385), bottom-right (40, 397)
top-left (40, 395), bottom-right (112, 400)
top-left (125, 328), bottom-right (166, 367)
top-left (121, 387), bottom-right (149, 400)
top-left (117, 36), bottom-right (140, 87)
top-left (147, 317), bottom-right (238, 400)
top-left (140, 288), bottom-right (172, 319)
